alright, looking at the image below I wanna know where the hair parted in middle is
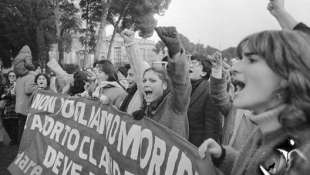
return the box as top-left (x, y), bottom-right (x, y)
top-left (236, 30), bottom-right (310, 127)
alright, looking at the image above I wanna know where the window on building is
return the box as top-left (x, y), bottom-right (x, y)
top-left (114, 47), bottom-right (122, 64)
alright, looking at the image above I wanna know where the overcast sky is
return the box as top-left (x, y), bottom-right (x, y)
top-left (107, 0), bottom-right (310, 50)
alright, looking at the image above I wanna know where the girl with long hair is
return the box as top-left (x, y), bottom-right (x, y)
top-left (132, 27), bottom-right (191, 138)
top-left (199, 30), bottom-right (310, 175)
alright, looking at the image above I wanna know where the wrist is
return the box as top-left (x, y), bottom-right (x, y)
top-left (272, 8), bottom-right (287, 18)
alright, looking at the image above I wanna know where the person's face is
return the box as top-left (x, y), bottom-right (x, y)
top-left (127, 68), bottom-right (136, 88)
top-left (232, 45), bottom-right (286, 113)
top-left (84, 80), bottom-right (97, 95)
top-left (189, 59), bottom-right (206, 80)
top-left (37, 75), bottom-right (48, 89)
top-left (8, 72), bottom-right (16, 83)
top-left (142, 70), bottom-right (167, 104)
top-left (94, 65), bottom-right (108, 82)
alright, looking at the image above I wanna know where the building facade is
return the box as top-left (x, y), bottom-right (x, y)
top-left (63, 33), bottom-right (161, 68)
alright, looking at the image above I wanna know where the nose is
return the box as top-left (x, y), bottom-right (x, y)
top-left (143, 79), bottom-right (151, 87)
top-left (231, 60), bottom-right (243, 74)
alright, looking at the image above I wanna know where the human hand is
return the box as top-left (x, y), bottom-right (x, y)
top-left (198, 139), bottom-right (222, 159)
top-left (209, 51), bottom-right (223, 69)
top-left (155, 26), bottom-right (181, 58)
top-left (120, 29), bottom-right (135, 45)
top-left (267, 0), bottom-right (285, 16)
top-left (99, 95), bottom-right (110, 104)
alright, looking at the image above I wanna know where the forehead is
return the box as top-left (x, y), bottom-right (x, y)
top-left (144, 70), bottom-right (160, 78)
top-left (190, 59), bottom-right (202, 66)
top-left (9, 72), bottom-right (16, 76)
top-left (38, 75), bottom-right (46, 79)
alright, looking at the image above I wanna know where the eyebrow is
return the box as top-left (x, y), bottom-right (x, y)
top-left (243, 52), bottom-right (257, 57)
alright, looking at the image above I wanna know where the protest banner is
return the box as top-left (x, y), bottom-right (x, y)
top-left (8, 90), bottom-right (216, 175)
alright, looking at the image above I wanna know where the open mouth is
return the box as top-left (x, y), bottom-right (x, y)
top-left (189, 70), bottom-right (193, 73)
top-left (144, 90), bottom-right (153, 98)
top-left (232, 79), bottom-right (245, 93)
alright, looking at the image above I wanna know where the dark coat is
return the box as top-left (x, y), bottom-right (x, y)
top-left (219, 124), bottom-right (310, 175)
top-left (188, 79), bottom-right (222, 146)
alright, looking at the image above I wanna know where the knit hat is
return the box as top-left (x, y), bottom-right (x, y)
top-left (13, 45), bottom-right (35, 76)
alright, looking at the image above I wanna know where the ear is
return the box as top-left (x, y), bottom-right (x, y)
top-left (280, 79), bottom-right (288, 88)
top-left (200, 71), bottom-right (207, 77)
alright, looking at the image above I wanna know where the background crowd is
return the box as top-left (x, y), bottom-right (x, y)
top-left (1, 0), bottom-right (310, 175)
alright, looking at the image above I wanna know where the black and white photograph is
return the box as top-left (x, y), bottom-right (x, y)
top-left (0, 0), bottom-right (310, 174)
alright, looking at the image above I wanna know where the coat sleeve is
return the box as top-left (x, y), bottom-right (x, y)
top-left (217, 145), bottom-right (239, 175)
top-left (125, 43), bottom-right (150, 95)
top-left (210, 72), bottom-right (232, 117)
top-left (25, 74), bottom-right (37, 95)
top-left (204, 97), bottom-right (223, 143)
top-left (47, 59), bottom-right (73, 92)
top-left (167, 53), bottom-right (191, 113)
top-left (293, 23), bottom-right (310, 35)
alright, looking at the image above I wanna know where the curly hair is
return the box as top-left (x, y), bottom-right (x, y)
top-left (35, 73), bottom-right (50, 90)
top-left (236, 30), bottom-right (310, 128)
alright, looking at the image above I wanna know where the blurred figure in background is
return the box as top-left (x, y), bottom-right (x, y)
top-left (35, 73), bottom-right (50, 91)
top-left (1, 71), bottom-right (18, 145)
top-left (13, 45), bottom-right (37, 145)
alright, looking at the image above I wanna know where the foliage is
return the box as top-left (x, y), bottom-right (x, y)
top-left (79, 0), bottom-right (171, 38)
top-left (0, 0), bottom-right (56, 67)
top-left (79, 0), bottom-right (172, 60)
top-left (178, 33), bottom-right (219, 56)
top-left (58, 1), bottom-right (81, 52)
top-left (222, 47), bottom-right (237, 59)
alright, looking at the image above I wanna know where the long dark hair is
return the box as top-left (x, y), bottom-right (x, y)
top-left (93, 60), bottom-right (118, 81)
top-left (237, 30), bottom-right (310, 128)
top-left (132, 67), bottom-right (170, 120)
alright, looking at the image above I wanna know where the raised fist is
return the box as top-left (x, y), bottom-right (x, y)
top-left (267, 0), bottom-right (285, 16)
top-left (212, 51), bottom-right (223, 68)
top-left (155, 26), bottom-right (181, 58)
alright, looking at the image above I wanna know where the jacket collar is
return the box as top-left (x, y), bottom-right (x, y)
top-left (249, 105), bottom-right (286, 134)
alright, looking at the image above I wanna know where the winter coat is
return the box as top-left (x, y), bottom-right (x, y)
top-left (188, 79), bottom-right (222, 146)
top-left (92, 81), bottom-right (127, 108)
top-left (208, 73), bottom-right (253, 149)
top-left (293, 22), bottom-right (310, 35)
top-left (217, 106), bottom-right (310, 175)
top-left (145, 53), bottom-right (191, 139)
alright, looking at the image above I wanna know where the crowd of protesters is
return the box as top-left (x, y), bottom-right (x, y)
top-left (1, 0), bottom-right (310, 174)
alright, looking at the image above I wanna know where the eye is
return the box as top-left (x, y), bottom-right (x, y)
top-left (142, 79), bottom-right (147, 83)
top-left (248, 56), bottom-right (258, 63)
top-left (150, 79), bottom-right (156, 83)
